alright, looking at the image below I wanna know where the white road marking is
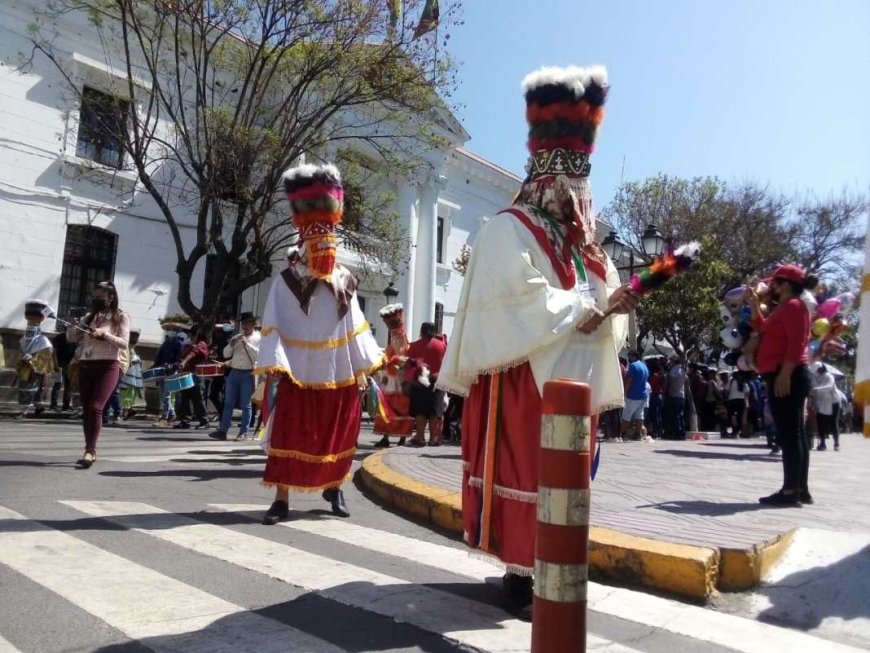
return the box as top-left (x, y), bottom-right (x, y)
top-left (0, 504), bottom-right (342, 653)
top-left (61, 500), bottom-right (534, 653)
top-left (0, 634), bottom-right (22, 653)
top-left (209, 503), bottom-right (868, 653)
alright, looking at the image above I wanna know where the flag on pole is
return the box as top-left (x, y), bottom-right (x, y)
top-left (387, 0), bottom-right (402, 30)
top-left (414, 0), bottom-right (439, 37)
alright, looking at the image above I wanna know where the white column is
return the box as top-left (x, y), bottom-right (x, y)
top-left (396, 181), bottom-right (418, 328)
top-left (413, 184), bottom-right (438, 334)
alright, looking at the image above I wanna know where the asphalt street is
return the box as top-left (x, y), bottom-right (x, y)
top-left (0, 417), bottom-right (861, 653)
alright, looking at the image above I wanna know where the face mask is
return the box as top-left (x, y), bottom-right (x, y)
top-left (92, 298), bottom-right (108, 312)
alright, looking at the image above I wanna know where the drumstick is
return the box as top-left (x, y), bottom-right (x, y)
top-left (52, 315), bottom-right (94, 335)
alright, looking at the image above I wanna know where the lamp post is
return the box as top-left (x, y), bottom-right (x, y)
top-left (383, 282), bottom-right (399, 302)
top-left (601, 224), bottom-right (665, 351)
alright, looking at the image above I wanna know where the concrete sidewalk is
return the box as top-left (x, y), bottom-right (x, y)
top-left (360, 433), bottom-right (870, 602)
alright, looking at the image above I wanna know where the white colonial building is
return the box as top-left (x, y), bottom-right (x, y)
top-left (0, 0), bottom-right (522, 361)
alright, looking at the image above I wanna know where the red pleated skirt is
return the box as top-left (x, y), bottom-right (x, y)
top-left (263, 377), bottom-right (361, 492)
top-left (374, 392), bottom-right (415, 436)
top-left (462, 362), bottom-right (543, 574)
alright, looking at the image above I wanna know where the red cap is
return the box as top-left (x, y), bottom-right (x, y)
top-left (770, 264), bottom-right (806, 285)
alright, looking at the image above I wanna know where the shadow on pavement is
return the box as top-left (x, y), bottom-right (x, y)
top-left (699, 441), bottom-right (772, 449)
top-left (98, 468), bottom-right (263, 482)
top-left (419, 453), bottom-right (462, 460)
top-left (135, 436), bottom-right (203, 442)
top-left (653, 449), bottom-right (780, 463)
top-left (0, 506), bottom-right (339, 535)
top-left (758, 545), bottom-right (870, 630)
top-left (639, 500), bottom-right (770, 516)
top-left (0, 460), bottom-right (73, 468)
top-left (91, 589), bottom-right (492, 653)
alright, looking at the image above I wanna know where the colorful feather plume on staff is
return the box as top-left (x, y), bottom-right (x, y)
top-left (369, 382), bottom-right (397, 424)
top-left (629, 241), bottom-right (701, 296)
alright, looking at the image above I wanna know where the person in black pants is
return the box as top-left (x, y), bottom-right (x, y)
top-left (749, 264), bottom-right (815, 506)
top-left (173, 327), bottom-right (210, 430)
top-left (50, 328), bottom-right (78, 411)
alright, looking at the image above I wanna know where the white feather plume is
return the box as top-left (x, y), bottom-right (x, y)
top-left (521, 64), bottom-right (608, 97)
top-left (281, 162), bottom-right (342, 183)
top-left (675, 241), bottom-right (702, 260)
top-left (379, 303), bottom-right (404, 316)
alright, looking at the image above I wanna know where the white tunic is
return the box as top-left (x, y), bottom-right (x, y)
top-left (437, 210), bottom-right (628, 414)
top-left (255, 265), bottom-right (384, 389)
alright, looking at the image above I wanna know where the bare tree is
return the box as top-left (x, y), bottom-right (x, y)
top-left (24, 0), bottom-right (462, 325)
top-left (789, 190), bottom-right (868, 284)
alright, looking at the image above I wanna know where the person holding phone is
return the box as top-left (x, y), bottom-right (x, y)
top-left (67, 281), bottom-right (130, 468)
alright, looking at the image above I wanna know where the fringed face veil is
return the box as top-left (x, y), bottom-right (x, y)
top-left (518, 65), bottom-right (611, 275)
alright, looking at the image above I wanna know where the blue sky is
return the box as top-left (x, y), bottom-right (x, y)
top-left (447, 0), bottom-right (870, 209)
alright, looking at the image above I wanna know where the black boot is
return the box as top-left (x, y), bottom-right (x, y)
top-left (373, 435), bottom-right (390, 448)
top-left (502, 573), bottom-right (533, 619)
top-left (323, 488), bottom-right (350, 517)
top-left (262, 500), bottom-right (289, 525)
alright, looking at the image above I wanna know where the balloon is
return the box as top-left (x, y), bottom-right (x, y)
top-left (817, 298), bottom-right (842, 319)
top-left (824, 340), bottom-right (847, 353)
top-left (720, 305), bottom-right (736, 325)
top-left (836, 292), bottom-right (856, 312)
top-left (808, 339), bottom-right (821, 354)
top-left (724, 285), bottom-right (747, 303)
top-left (739, 305), bottom-right (752, 324)
top-left (801, 290), bottom-right (818, 317)
top-left (724, 286), bottom-right (746, 313)
top-left (720, 326), bottom-right (743, 349)
top-left (723, 351), bottom-right (740, 366)
top-left (755, 281), bottom-right (769, 296)
top-left (812, 318), bottom-right (831, 337)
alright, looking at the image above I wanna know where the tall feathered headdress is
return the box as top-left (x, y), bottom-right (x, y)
top-left (282, 163), bottom-right (344, 280)
top-left (522, 65), bottom-right (609, 179)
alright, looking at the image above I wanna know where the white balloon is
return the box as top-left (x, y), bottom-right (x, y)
top-left (720, 326), bottom-right (743, 349)
top-left (801, 290), bottom-right (818, 317)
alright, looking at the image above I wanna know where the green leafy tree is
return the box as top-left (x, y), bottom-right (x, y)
top-left (634, 239), bottom-right (732, 356)
top-left (24, 0), bottom-right (462, 327)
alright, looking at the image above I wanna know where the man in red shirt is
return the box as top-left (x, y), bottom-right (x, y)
top-left (406, 322), bottom-right (447, 446)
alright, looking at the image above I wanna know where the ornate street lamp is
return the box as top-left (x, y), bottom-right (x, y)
top-left (601, 230), bottom-right (626, 262)
top-left (383, 282), bottom-right (399, 301)
top-left (641, 223), bottom-right (665, 258)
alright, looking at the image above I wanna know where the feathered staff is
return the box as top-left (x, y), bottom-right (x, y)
top-left (629, 241), bottom-right (701, 296)
top-left (369, 381), bottom-right (397, 424)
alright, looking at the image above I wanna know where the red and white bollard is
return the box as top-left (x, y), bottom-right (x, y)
top-left (532, 379), bottom-right (592, 653)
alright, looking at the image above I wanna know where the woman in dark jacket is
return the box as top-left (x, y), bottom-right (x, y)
top-left (749, 265), bottom-right (814, 506)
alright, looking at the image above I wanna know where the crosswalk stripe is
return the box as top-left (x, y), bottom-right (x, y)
top-left (0, 504), bottom-right (343, 653)
top-left (209, 503), bottom-right (865, 653)
top-left (209, 502), bottom-right (504, 579)
top-left (61, 500), bottom-right (535, 653)
top-left (0, 634), bottom-right (22, 653)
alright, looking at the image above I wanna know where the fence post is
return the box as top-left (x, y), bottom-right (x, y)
top-left (531, 379), bottom-right (591, 653)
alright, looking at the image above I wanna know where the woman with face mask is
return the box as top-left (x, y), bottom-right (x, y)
top-left (748, 265), bottom-right (815, 506)
top-left (66, 280), bottom-right (131, 468)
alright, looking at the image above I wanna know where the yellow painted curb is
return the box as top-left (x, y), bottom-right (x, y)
top-left (358, 449), bottom-right (795, 602)
top-left (359, 451), bottom-right (463, 532)
top-left (718, 529), bottom-right (797, 591)
top-left (588, 526), bottom-right (718, 601)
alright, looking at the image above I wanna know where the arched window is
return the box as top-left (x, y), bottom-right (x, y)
top-left (58, 225), bottom-right (117, 317)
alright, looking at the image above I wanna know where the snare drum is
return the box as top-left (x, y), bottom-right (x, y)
top-left (142, 366), bottom-right (168, 385)
top-left (165, 373), bottom-right (194, 394)
top-left (195, 362), bottom-right (224, 378)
